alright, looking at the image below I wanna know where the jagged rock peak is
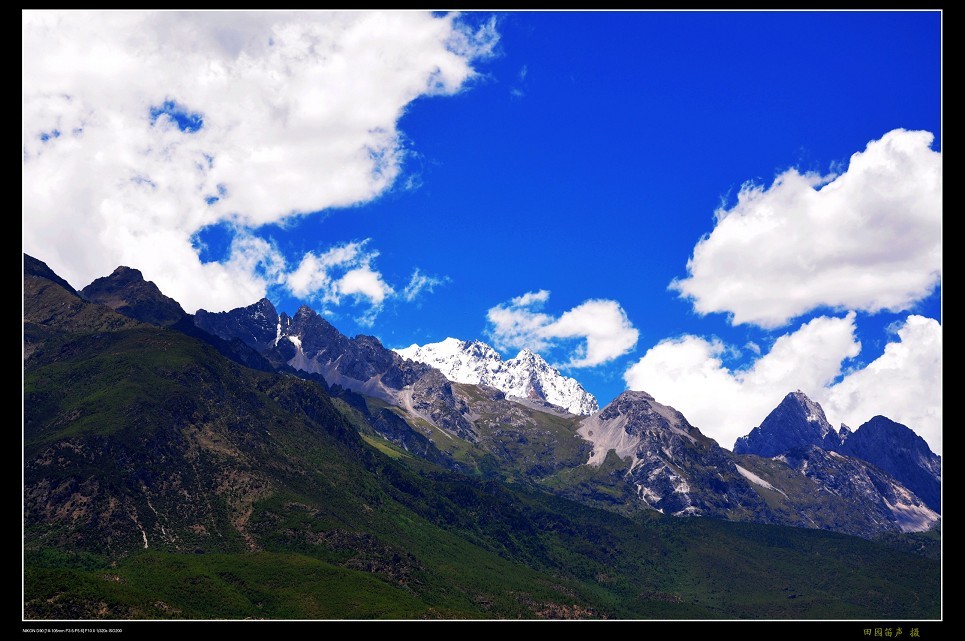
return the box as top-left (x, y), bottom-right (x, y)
top-left (733, 390), bottom-right (841, 457)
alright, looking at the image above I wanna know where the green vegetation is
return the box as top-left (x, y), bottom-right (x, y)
top-left (26, 551), bottom-right (433, 619)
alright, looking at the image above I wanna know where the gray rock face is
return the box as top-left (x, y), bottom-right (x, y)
top-left (837, 416), bottom-right (941, 514)
top-left (579, 391), bottom-right (767, 518)
top-left (734, 391), bottom-right (841, 456)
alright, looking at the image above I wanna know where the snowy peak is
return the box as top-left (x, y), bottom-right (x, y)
top-left (395, 338), bottom-right (598, 415)
top-left (733, 390), bottom-right (841, 457)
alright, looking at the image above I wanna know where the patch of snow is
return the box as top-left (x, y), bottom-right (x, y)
top-left (287, 334), bottom-right (302, 349)
top-left (395, 338), bottom-right (598, 415)
top-left (273, 319), bottom-right (282, 346)
top-left (735, 464), bottom-right (788, 498)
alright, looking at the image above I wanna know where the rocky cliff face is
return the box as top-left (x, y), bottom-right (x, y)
top-left (195, 298), bottom-right (282, 353)
top-left (578, 391), bottom-right (767, 518)
top-left (775, 446), bottom-right (938, 534)
top-left (574, 391), bottom-right (939, 536)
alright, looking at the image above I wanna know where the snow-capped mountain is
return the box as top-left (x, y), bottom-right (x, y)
top-left (394, 337), bottom-right (598, 415)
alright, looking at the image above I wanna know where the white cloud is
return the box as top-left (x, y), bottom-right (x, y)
top-left (671, 129), bottom-right (942, 328)
top-left (486, 291), bottom-right (638, 367)
top-left (544, 300), bottom-right (639, 367)
top-left (624, 313), bottom-right (942, 455)
top-left (286, 241), bottom-right (368, 299)
top-left (486, 293), bottom-right (554, 353)
top-left (510, 290), bottom-right (550, 307)
top-left (337, 267), bottom-right (393, 306)
top-left (401, 269), bottom-right (448, 302)
top-left (22, 10), bottom-right (496, 313)
top-left (822, 315), bottom-right (942, 454)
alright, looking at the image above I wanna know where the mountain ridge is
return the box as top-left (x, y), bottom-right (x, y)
top-left (33, 256), bottom-right (942, 540)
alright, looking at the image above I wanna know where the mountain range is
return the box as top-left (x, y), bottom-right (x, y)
top-left (22, 254), bottom-right (941, 619)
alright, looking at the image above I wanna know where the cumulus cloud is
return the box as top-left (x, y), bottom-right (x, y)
top-left (22, 10), bottom-right (496, 313)
top-left (671, 129), bottom-right (942, 328)
top-left (544, 301), bottom-right (640, 367)
top-left (486, 291), bottom-right (638, 367)
top-left (624, 313), bottom-right (942, 454)
top-left (822, 315), bottom-right (942, 454)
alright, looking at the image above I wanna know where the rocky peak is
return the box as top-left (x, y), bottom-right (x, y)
top-left (24, 253), bottom-right (79, 296)
top-left (294, 304), bottom-right (316, 320)
top-left (81, 265), bottom-right (186, 327)
top-left (733, 390), bottom-right (841, 457)
top-left (194, 297), bottom-right (279, 350)
top-left (515, 348), bottom-right (539, 362)
top-left (579, 390), bottom-right (757, 518)
top-left (839, 424), bottom-right (853, 445)
top-left (598, 390), bottom-right (656, 420)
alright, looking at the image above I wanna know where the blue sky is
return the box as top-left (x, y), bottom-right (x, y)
top-left (23, 11), bottom-right (942, 452)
